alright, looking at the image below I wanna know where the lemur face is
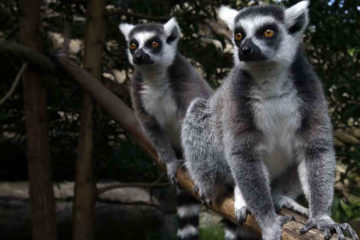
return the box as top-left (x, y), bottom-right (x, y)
top-left (219, 1), bottom-right (309, 66)
top-left (119, 18), bottom-right (180, 67)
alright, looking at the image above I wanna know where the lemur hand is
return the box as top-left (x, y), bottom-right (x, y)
top-left (166, 160), bottom-right (181, 185)
top-left (300, 216), bottom-right (359, 240)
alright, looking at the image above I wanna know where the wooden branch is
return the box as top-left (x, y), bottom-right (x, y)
top-left (0, 63), bottom-right (27, 105)
top-left (0, 40), bottom-right (58, 75)
top-left (0, 40), bottom-right (332, 239)
top-left (96, 182), bottom-right (170, 196)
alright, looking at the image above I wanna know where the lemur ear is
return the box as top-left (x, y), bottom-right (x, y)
top-left (285, 1), bottom-right (310, 35)
top-left (119, 23), bottom-right (135, 41)
top-left (218, 6), bottom-right (239, 30)
top-left (163, 17), bottom-right (180, 44)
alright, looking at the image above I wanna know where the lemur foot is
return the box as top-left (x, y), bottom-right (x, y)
top-left (234, 186), bottom-right (250, 224)
top-left (166, 161), bottom-right (180, 185)
top-left (279, 215), bottom-right (295, 226)
top-left (193, 184), bottom-right (214, 206)
top-left (300, 217), bottom-right (359, 240)
top-left (235, 206), bottom-right (250, 224)
top-left (275, 196), bottom-right (309, 217)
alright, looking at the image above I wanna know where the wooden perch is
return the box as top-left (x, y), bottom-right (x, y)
top-left (0, 40), bottom-right (334, 239)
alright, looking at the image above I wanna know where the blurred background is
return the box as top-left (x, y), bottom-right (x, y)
top-left (0, 0), bottom-right (359, 239)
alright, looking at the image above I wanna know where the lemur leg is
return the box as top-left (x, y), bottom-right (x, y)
top-left (271, 165), bottom-right (309, 217)
top-left (299, 144), bottom-right (359, 240)
top-left (224, 138), bottom-right (292, 240)
top-left (182, 98), bottom-right (219, 205)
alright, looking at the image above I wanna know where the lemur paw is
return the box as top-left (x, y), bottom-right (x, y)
top-left (194, 186), bottom-right (214, 206)
top-left (235, 206), bottom-right (250, 224)
top-left (300, 217), bottom-right (359, 240)
top-left (166, 161), bottom-right (179, 185)
top-left (279, 215), bottom-right (295, 226)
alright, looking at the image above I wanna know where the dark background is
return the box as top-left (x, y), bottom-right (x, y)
top-left (0, 0), bottom-right (359, 239)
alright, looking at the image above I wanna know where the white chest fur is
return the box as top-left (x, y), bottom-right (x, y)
top-left (252, 85), bottom-right (303, 180)
top-left (141, 79), bottom-right (180, 146)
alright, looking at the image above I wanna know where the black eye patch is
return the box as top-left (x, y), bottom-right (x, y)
top-left (255, 23), bottom-right (282, 50)
top-left (129, 39), bottom-right (139, 53)
top-left (233, 26), bottom-right (246, 45)
top-left (145, 36), bottom-right (162, 53)
top-left (255, 23), bottom-right (279, 39)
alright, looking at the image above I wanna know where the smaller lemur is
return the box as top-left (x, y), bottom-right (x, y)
top-left (119, 18), bottom-right (213, 240)
top-left (182, 1), bottom-right (359, 240)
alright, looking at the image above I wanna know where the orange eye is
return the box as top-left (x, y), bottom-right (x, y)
top-left (151, 41), bottom-right (159, 48)
top-left (129, 43), bottom-right (137, 50)
top-left (264, 29), bottom-right (275, 38)
top-left (234, 32), bottom-right (243, 41)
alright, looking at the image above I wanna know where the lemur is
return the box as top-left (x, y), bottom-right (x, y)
top-left (182, 1), bottom-right (359, 240)
top-left (119, 18), bottom-right (213, 240)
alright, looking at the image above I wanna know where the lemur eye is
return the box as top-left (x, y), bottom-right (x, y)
top-left (151, 41), bottom-right (160, 48)
top-left (234, 32), bottom-right (243, 41)
top-left (264, 29), bottom-right (275, 38)
top-left (129, 43), bottom-right (137, 50)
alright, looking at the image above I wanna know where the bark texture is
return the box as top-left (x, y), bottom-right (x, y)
top-left (72, 1), bottom-right (105, 240)
top-left (18, 1), bottom-right (58, 240)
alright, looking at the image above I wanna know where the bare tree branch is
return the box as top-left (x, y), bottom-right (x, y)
top-left (96, 182), bottom-right (170, 196)
top-left (0, 63), bottom-right (27, 105)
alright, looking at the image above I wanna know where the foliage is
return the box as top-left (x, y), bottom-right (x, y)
top-left (0, 0), bottom-right (359, 224)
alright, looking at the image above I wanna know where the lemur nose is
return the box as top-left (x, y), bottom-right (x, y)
top-left (241, 46), bottom-right (253, 54)
top-left (134, 49), bottom-right (145, 59)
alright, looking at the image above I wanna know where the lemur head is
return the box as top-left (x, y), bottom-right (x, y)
top-left (119, 18), bottom-right (180, 67)
top-left (219, 1), bottom-right (309, 67)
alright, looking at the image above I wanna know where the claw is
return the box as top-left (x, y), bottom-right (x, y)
top-left (300, 220), bottom-right (315, 234)
top-left (324, 227), bottom-right (331, 240)
top-left (341, 223), bottom-right (359, 240)
top-left (333, 224), bottom-right (345, 240)
top-left (301, 219), bottom-right (359, 240)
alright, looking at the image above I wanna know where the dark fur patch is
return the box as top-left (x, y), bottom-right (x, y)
top-left (255, 23), bottom-right (282, 50)
top-left (178, 215), bottom-right (199, 228)
top-left (129, 39), bottom-right (139, 54)
top-left (145, 36), bottom-right (162, 54)
top-left (177, 188), bottom-right (199, 206)
top-left (288, 13), bottom-right (306, 34)
top-left (235, 5), bottom-right (285, 23)
top-left (129, 23), bottom-right (164, 39)
top-left (178, 234), bottom-right (199, 240)
top-left (167, 26), bottom-right (179, 43)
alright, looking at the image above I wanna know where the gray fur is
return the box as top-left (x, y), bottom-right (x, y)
top-left (120, 18), bottom-right (213, 240)
top-left (183, 2), bottom-right (358, 240)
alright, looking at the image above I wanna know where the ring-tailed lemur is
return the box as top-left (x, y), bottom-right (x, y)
top-left (119, 18), bottom-right (212, 240)
top-left (182, 1), bottom-right (359, 240)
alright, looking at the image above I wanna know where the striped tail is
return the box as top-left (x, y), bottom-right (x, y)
top-left (222, 219), bottom-right (257, 240)
top-left (176, 187), bottom-right (201, 240)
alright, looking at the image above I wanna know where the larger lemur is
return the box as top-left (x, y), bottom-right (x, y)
top-left (119, 18), bottom-right (213, 240)
top-left (182, 1), bottom-right (359, 240)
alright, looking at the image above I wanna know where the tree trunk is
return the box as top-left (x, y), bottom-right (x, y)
top-left (18, 1), bottom-right (58, 240)
top-left (72, 1), bottom-right (105, 240)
